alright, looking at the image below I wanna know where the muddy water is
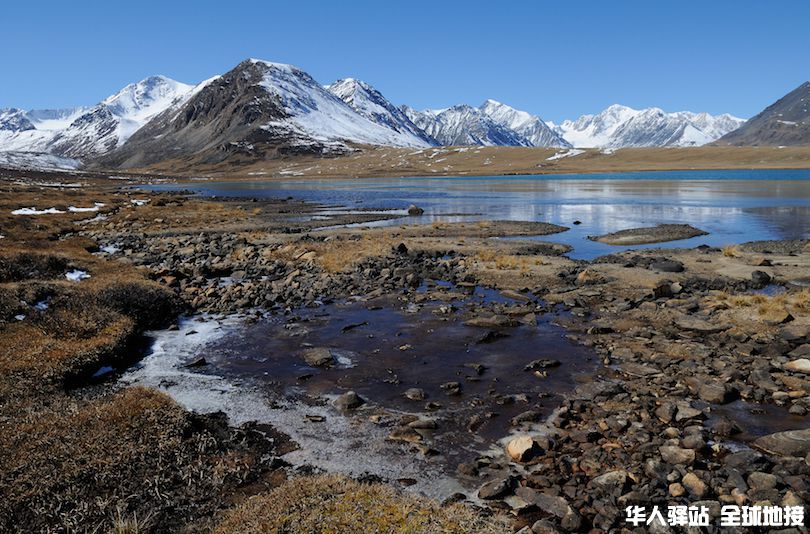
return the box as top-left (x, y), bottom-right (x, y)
top-left (191, 287), bottom-right (598, 469)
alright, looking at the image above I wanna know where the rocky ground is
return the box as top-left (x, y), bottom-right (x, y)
top-left (1, 168), bottom-right (808, 532)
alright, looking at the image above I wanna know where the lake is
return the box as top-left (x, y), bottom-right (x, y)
top-left (151, 169), bottom-right (810, 259)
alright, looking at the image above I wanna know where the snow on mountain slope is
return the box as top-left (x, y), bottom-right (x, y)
top-left (253, 60), bottom-right (429, 148)
top-left (0, 76), bottom-right (195, 160)
top-left (479, 99), bottom-right (570, 147)
top-left (403, 104), bottom-right (532, 147)
top-left (327, 78), bottom-right (436, 146)
top-left (555, 105), bottom-right (745, 148)
top-left (47, 75), bottom-right (195, 158)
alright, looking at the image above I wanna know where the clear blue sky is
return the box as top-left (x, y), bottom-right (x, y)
top-left (2, 0), bottom-right (808, 122)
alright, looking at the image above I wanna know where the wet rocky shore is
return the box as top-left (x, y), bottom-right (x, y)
top-left (72, 188), bottom-right (810, 532)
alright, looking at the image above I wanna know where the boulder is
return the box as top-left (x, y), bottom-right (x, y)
top-left (753, 428), bottom-right (810, 457)
top-left (785, 358), bottom-right (810, 374)
top-left (751, 270), bottom-right (771, 287)
top-left (407, 204), bottom-right (424, 216)
top-left (506, 435), bottom-right (542, 462)
top-left (301, 347), bottom-right (334, 367)
top-left (659, 445), bottom-right (696, 465)
top-left (478, 477), bottom-right (514, 500)
top-left (681, 472), bottom-right (707, 498)
top-left (404, 388), bottom-right (426, 401)
top-left (333, 390), bottom-right (364, 410)
top-left (698, 382), bottom-right (738, 404)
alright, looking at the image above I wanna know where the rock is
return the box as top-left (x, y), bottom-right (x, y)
top-left (751, 270), bottom-right (772, 287)
top-left (501, 289), bottom-right (531, 302)
top-left (748, 471), bottom-right (778, 491)
top-left (531, 519), bottom-right (561, 534)
top-left (674, 403), bottom-right (704, 422)
top-left (619, 362), bottom-right (660, 377)
top-left (301, 347), bottom-right (334, 367)
top-left (785, 358), bottom-right (810, 374)
top-left (675, 317), bottom-right (731, 334)
top-left (650, 260), bottom-right (684, 273)
top-left (464, 314), bottom-right (515, 328)
top-left (652, 282), bottom-right (673, 299)
top-left (669, 483), bottom-right (686, 497)
top-left (404, 388), bottom-right (426, 401)
top-left (788, 344), bottom-right (810, 358)
top-left (591, 470), bottom-right (627, 491)
top-left (659, 445), bottom-right (696, 465)
top-left (407, 418), bottom-right (437, 430)
top-left (511, 410), bottom-right (542, 426)
top-left (184, 357), bottom-right (207, 368)
top-left (333, 390), bottom-right (364, 410)
top-left (698, 382), bottom-right (738, 404)
top-left (753, 428), bottom-right (810, 457)
top-left (387, 427), bottom-right (423, 444)
top-left (478, 477), bottom-right (513, 500)
top-left (506, 435), bottom-right (542, 462)
top-left (440, 381), bottom-right (462, 396)
top-left (524, 358), bottom-right (561, 371)
top-left (407, 204), bottom-right (424, 216)
top-left (682, 472), bottom-right (707, 498)
top-left (515, 487), bottom-right (572, 519)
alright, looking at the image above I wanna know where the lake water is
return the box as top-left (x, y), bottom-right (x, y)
top-left (153, 169), bottom-right (810, 259)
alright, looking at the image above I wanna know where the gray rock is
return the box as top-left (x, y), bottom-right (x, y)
top-left (660, 445), bottom-right (696, 465)
top-left (698, 382), bottom-right (738, 404)
top-left (754, 428), bottom-right (810, 457)
top-left (333, 390), bottom-right (364, 410)
top-left (478, 477), bottom-right (514, 499)
top-left (404, 388), bottom-right (426, 401)
top-left (407, 204), bottom-right (424, 216)
top-left (300, 347), bottom-right (334, 367)
top-left (748, 471), bottom-right (778, 491)
top-left (650, 260), bottom-right (684, 273)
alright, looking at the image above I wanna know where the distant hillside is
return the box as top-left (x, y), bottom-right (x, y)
top-left (715, 82), bottom-right (810, 146)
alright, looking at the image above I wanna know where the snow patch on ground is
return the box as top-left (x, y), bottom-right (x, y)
top-left (12, 207), bottom-right (65, 215)
top-left (65, 270), bottom-right (90, 281)
top-left (68, 202), bottom-right (105, 213)
top-left (546, 148), bottom-right (585, 161)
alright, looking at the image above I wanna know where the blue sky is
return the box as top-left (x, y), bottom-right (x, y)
top-left (2, 1), bottom-right (808, 122)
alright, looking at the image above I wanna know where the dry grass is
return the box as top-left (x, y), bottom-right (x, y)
top-left (213, 474), bottom-right (511, 534)
top-left (708, 289), bottom-right (810, 319)
top-left (722, 245), bottom-right (740, 258)
top-left (476, 249), bottom-right (545, 272)
top-left (266, 235), bottom-right (396, 272)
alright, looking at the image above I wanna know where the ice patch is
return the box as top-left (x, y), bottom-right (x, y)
top-left (68, 202), bottom-right (105, 213)
top-left (122, 316), bottom-right (466, 499)
top-left (65, 270), bottom-right (90, 282)
top-left (100, 244), bottom-right (120, 254)
top-left (14, 314), bottom-right (26, 321)
top-left (11, 207), bottom-right (65, 215)
top-left (130, 199), bottom-right (149, 206)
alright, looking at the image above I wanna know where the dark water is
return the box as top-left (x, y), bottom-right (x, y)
top-left (148, 169), bottom-right (810, 259)
top-left (193, 289), bottom-right (599, 465)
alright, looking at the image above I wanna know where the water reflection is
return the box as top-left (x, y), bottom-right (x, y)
top-left (148, 169), bottom-right (810, 260)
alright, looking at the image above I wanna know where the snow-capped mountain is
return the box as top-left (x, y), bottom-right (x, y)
top-left (553, 105), bottom-right (745, 148)
top-left (403, 104), bottom-right (533, 147)
top-left (327, 78), bottom-right (436, 146)
top-left (0, 76), bottom-right (194, 159)
top-left (479, 99), bottom-right (570, 147)
top-left (48, 76), bottom-right (195, 158)
top-left (98, 59), bottom-right (435, 168)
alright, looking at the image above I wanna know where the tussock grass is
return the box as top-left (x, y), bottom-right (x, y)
top-left (708, 289), bottom-right (810, 319)
top-left (267, 235), bottom-right (396, 272)
top-left (476, 249), bottom-right (545, 272)
top-left (722, 245), bottom-right (740, 258)
top-left (213, 474), bottom-right (511, 534)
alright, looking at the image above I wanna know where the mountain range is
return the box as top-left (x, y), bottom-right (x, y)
top-left (0, 57), bottom-right (806, 169)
